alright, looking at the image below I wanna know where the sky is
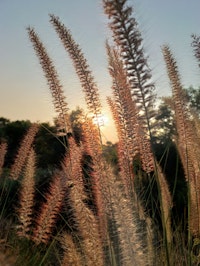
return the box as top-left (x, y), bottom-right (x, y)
top-left (1, 0), bottom-right (200, 142)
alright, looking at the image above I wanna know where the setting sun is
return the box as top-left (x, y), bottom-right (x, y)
top-left (92, 113), bottom-right (109, 127)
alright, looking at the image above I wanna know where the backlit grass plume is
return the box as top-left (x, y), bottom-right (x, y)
top-left (162, 45), bottom-right (200, 237)
top-left (105, 5), bottom-right (172, 259)
top-left (154, 162), bottom-right (172, 246)
top-left (32, 174), bottom-right (65, 244)
top-left (49, 15), bottom-right (102, 118)
top-left (27, 27), bottom-right (71, 134)
top-left (68, 184), bottom-right (104, 266)
top-left (107, 96), bottom-right (134, 193)
top-left (81, 119), bottom-right (107, 239)
top-left (104, 0), bottom-right (155, 173)
top-left (63, 137), bottom-right (84, 197)
top-left (63, 137), bottom-right (104, 266)
top-left (104, 164), bottom-right (150, 266)
top-left (61, 233), bottom-right (82, 266)
top-left (103, 0), bottom-right (155, 130)
top-left (10, 123), bottom-right (39, 180)
top-left (106, 44), bottom-right (139, 165)
top-left (106, 43), bottom-right (154, 178)
top-left (17, 148), bottom-right (36, 238)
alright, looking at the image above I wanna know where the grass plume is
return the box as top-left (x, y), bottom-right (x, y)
top-left (163, 45), bottom-right (200, 238)
top-left (17, 148), bottom-right (36, 238)
top-left (61, 233), bottom-right (82, 266)
top-left (10, 123), bottom-right (39, 180)
top-left (103, 0), bottom-right (155, 129)
top-left (32, 174), bottom-right (65, 244)
top-left (50, 15), bottom-right (102, 118)
top-left (27, 27), bottom-right (71, 134)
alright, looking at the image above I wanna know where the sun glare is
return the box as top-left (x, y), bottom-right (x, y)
top-left (92, 114), bottom-right (109, 127)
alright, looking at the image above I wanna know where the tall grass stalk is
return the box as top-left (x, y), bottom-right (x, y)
top-left (49, 15), bottom-right (102, 118)
top-left (162, 44), bottom-right (200, 265)
top-left (27, 28), bottom-right (71, 136)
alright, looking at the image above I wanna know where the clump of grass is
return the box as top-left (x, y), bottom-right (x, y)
top-left (1, 0), bottom-right (200, 265)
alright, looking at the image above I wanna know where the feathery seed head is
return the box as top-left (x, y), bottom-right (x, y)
top-left (10, 123), bottom-right (39, 180)
top-left (27, 27), bottom-right (71, 134)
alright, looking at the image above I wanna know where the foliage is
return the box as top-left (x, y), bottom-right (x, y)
top-left (185, 86), bottom-right (200, 113)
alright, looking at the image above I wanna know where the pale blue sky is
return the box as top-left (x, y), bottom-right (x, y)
top-left (1, 0), bottom-right (200, 142)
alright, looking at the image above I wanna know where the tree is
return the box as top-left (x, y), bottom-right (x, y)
top-left (34, 122), bottom-right (66, 170)
top-left (69, 107), bottom-right (84, 143)
top-left (102, 141), bottom-right (118, 166)
top-left (184, 86), bottom-right (200, 114)
top-left (152, 100), bottom-right (176, 145)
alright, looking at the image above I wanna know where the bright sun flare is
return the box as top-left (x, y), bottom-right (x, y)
top-left (92, 114), bottom-right (109, 127)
